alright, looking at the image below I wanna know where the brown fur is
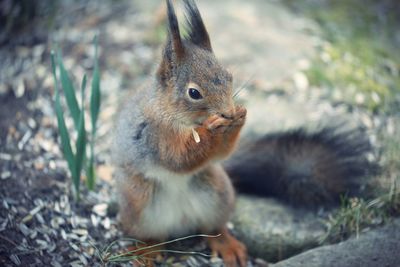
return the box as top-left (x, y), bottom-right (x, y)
top-left (112, 1), bottom-right (247, 266)
top-left (195, 164), bottom-right (236, 231)
top-left (148, 105), bottom-right (246, 174)
top-left (206, 228), bottom-right (247, 267)
top-left (116, 170), bottom-right (155, 237)
top-left (225, 127), bottom-right (375, 206)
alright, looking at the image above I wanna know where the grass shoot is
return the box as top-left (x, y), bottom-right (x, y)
top-left (50, 36), bottom-right (101, 200)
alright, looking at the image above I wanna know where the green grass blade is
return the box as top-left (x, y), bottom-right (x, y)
top-left (51, 51), bottom-right (79, 199)
top-left (86, 35), bottom-right (101, 190)
top-left (57, 51), bottom-right (81, 130)
top-left (103, 234), bottom-right (217, 263)
top-left (75, 74), bottom-right (87, 194)
top-left (81, 74), bottom-right (87, 96)
top-left (86, 156), bottom-right (95, 190)
top-left (90, 35), bottom-right (101, 135)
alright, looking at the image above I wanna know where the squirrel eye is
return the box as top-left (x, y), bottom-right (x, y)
top-left (188, 88), bottom-right (203, 100)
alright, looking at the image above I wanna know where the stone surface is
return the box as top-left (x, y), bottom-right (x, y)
top-left (232, 196), bottom-right (326, 262)
top-left (271, 218), bottom-right (400, 267)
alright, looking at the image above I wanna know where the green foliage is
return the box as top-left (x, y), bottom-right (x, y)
top-left (322, 186), bottom-right (400, 243)
top-left (51, 53), bottom-right (79, 197)
top-left (51, 37), bottom-right (101, 200)
top-left (87, 35), bottom-right (101, 190)
top-left (57, 52), bottom-right (81, 130)
top-left (90, 36), bottom-right (101, 131)
top-left (284, 0), bottom-right (400, 113)
top-left (321, 119), bottom-right (400, 243)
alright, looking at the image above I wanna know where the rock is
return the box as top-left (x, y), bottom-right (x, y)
top-left (293, 72), bottom-right (309, 91)
top-left (232, 196), bottom-right (326, 262)
top-left (270, 218), bottom-right (400, 267)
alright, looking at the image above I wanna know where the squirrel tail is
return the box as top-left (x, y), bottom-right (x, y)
top-left (224, 125), bottom-right (379, 206)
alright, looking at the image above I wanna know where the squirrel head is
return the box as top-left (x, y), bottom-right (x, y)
top-left (156, 0), bottom-right (235, 128)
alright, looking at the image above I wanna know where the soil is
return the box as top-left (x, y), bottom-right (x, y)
top-left (0, 0), bottom-right (397, 266)
top-left (0, 0), bottom-right (267, 266)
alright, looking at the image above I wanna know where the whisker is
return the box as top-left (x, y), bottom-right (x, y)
top-left (233, 86), bottom-right (246, 99)
top-left (233, 75), bottom-right (255, 99)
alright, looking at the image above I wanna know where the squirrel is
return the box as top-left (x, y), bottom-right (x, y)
top-left (112, 0), bottom-right (374, 266)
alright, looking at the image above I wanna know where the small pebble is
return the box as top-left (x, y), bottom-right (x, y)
top-left (1, 171), bottom-right (11, 180)
top-left (92, 203), bottom-right (108, 217)
top-left (10, 254), bottom-right (21, 266)
top-left (18, 223), bottom-right (30, 236)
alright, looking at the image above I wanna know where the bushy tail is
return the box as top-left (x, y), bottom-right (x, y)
top-left (224, 126), bottom-right (378, 206)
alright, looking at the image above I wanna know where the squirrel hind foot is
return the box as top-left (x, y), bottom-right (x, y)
top-left (206, 228), bottom-right (247, 267)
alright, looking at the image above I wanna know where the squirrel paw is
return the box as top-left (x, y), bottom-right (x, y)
top-left (204, 105), bottom-right (247, 134)
top-left (231, 105), bottom-right (247, 126)
top-left (204, 114), bottom-right (231, 133)
top-left (207, 230), bottom-right (247, 267)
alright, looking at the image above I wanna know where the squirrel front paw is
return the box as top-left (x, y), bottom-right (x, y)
top-left (204, 105), bottom-right (247, 134)
top-left (231, 105), bottom-right (247, 126)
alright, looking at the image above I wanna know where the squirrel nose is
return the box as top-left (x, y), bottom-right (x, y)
top-left (221, 113), bottom-right (233, 120)
top-left (219, 107), bottom-right (235, 120)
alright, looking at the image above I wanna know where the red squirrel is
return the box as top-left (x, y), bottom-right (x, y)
top-left (112, 0), bottom-right (374, 266)
top-left (113, 0), bottom-right (247, 266)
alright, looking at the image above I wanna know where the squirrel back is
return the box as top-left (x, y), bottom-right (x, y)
top-left (224, 126), bottom-right (378, 206)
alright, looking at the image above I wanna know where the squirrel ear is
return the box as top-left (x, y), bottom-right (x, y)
top-left (157, 0), bottom-right (184, 86)
top-left (166, 0), bottom-right (185, 60)
top-left (184, 0), bottom-right (212, 51)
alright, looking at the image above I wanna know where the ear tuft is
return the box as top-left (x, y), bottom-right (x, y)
top-left (183, 0), bottom-right (212, 51)
top-left (166, 0), bottom-right (185, 59)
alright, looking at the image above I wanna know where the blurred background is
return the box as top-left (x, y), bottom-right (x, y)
top-left (0, 0), bottom-right (399, 266)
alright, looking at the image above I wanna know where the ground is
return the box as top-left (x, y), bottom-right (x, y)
top-left (0, 0), bottom-right (399, 266)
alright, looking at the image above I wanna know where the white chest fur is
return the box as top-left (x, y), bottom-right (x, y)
top-left (139, 167), bottom-right (220, 238)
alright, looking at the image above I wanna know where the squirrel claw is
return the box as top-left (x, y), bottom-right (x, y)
top-left (204, 115), bottom-right (230, 131)
top-left (204, 106), bottom-right (247, 133)
top-left (235, 105), bottom-right (247, 118)
top-left (206, 230), bottom-right (247, 267)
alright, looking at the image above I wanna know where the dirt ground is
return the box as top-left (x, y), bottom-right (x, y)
top-left (0, 0), bottom-right (398, 266)
top-left (0, 1), bottom-right (271, 266)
